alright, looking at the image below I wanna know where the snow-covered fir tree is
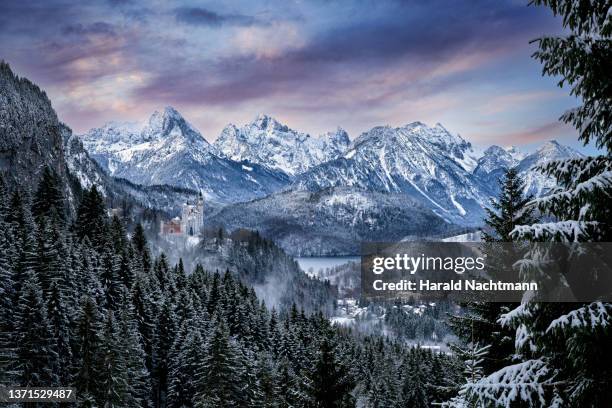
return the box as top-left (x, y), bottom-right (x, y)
top-left (440, 343), bottom-right (490, 408)
top-left (463, 1), bottom-right (612, 406)
top-left (447, 167), bottom-right (536, 378)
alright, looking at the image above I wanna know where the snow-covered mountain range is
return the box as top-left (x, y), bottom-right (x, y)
top-left (291, 122), bottom-right (487, 224)
top-left (79, 107), bottom-right (582, 252)
top-left (81, 107), bottom-right (290, 204)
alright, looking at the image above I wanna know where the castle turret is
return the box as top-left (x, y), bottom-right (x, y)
top-left (180, 195), bottom-right (204, 236)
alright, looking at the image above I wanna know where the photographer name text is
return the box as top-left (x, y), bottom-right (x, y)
top-left (372, 279), bottom-right (538, 292)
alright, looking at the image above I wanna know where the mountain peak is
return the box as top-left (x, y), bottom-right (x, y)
top-left (536, 140), bottom-right (581, 157)
top-left (324, 127), bottom-right (350, 146)
top-left (141, 106), bottom-right (205, 144)
top-left (403, 121), bottom-right (428, 129)
top-left (540, 140), bottom-right (561, 149)
top-left (251, 114), bottom-right (288, 132)
top-left (214, 116), bottom-right (350, 176)
top-left (435, 122), bottom-right (449, 131)
top-left (483, 145), bottom-right (508, 156)
top-left (147, 106), bottom-right (185, 129)
top-left (162, 106), bottom-right (183, 120)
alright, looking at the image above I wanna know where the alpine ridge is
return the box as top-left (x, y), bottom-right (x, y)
top-left (81, 109), bottom-right (291, 204)
top-left (291, 122), bottom-right (488, 225)
top-left (78, 106), bottom-right (582, 254)
top-left (214, 114), bottom-right (351, 176)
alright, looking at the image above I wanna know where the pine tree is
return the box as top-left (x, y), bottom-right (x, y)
top-left (167, 322), bottom-right (201, 408)
top-left (441, 343), bottom-right (490, 408)
top-left (35, 214), bottom-right (65, 299)
top-left (275, 357), bottom-right (303, 408)
top-left (449, 168), bottom-right (535, 375)
top-left (152, 296), bottom-right (176, 407)
top-left (75, 185), bottom-right (108, 246)
top-left (154, 253), bottom-right (173, 294)
top-left (466, 2), bottom-right (612, 406)
top-left (0, 173), bottom-right (8, 221)
top-left (531, 0), bottom-right (611, 152)
top-left (131, 278), bottom-right (156, 372)
top-left (132, 223), bottom-right (152, 274)
top-left (109, 215), bottom-right (127, 253)
top-left (118, 246), bottom-right (135, 290)
top-left (194, 318), bottom-right (243, 408)
top-left (74, 295), bottom-right (102, 405)
top-left (254, 353), bottom-right (280, 407)
top-left (10, 192), bottom-right (39, 306)
top-left (207, 272), bottom-right (222, 315)
top-left (117, 291), bottom-right (153, 408)
top-left (481, 167), bottom-right (537, 242)
top-left (399, 353), bottom-right (428, 408)
top-left (47, 281), bottom-right (73, 385)
top-left (32, 166), bottom-right (65, 224)
top-left (100, 245), bottom-right (123, 310)
top-left (309, 336), bottom-right (354, 407)
top-left (14, 269), bottom-right (59, 387)
top-left (0, 198), bottom-right (16, 384)
top-left (99, 310), bottom-right (129, 408)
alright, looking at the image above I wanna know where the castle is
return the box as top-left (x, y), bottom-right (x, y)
top-left (160, 195), bottom-right (204, 236)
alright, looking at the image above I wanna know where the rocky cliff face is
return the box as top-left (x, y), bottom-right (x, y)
top-left (0, 62), bottom-right (201, 215)
top-left (0, 61), bottom-right (71, 197)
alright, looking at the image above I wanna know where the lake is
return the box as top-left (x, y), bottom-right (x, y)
top-left (295, 256), bottom-right (360, 276)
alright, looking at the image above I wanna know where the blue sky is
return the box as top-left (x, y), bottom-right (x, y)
top-left (0, 0), bottom-right (595, 153)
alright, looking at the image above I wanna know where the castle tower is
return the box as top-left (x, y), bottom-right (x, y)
top-left (180, 194), bottom-right (204, 236)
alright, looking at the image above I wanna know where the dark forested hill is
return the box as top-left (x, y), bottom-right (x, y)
top-left (0, 62), bottom-right (74, 205)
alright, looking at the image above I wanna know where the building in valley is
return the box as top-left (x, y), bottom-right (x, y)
top-left (160, 195), bottom-right (204, 236)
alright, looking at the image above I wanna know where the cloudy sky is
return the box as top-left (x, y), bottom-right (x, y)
top-left (0, 0), bottom-right (590, 152)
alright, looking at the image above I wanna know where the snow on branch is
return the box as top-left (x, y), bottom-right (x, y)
top-left (546, 302), bottom-right (612, 333)
top-left (511, 221), bottom-right (599, 242)
top-left (528, 170), bottom-right (612, 220)
top-left (514, 323), bottom-right (537, 354)
top-left (465, 359), bottom-right (551, 408)
top-left (535, 156), bottom-right (612, 189)
top-left (498, 304), bottom-right (533, 328)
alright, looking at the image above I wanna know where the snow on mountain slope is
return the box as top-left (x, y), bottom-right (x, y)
top-left (472, 145), bottom-right (524, 190)
top-left (214, 114), bottom-right (351, 176)
top-left (82, 107), bottom-right (214, 173)
top-left (472, 141), bottom-right (582, 197)
top-left (516, 140), bottom-right (583, 196)
top-left (64, 124), bottom-right (203, 213)
top-left (81, 104), bottom-right (581, 230)
top-left (80, 107), bottom-right (290, 204)
top-left (474, 145), bottom-right (522, 177)
top-left (291, 122), bottom-right (490, 226)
